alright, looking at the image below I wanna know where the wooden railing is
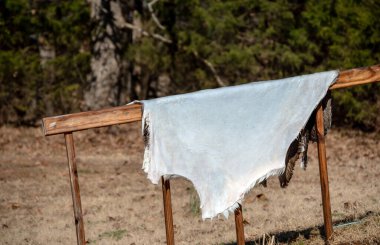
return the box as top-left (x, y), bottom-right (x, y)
top-left (43, 64), bottom-right (380, 136)
top-left (42, 64), bottom-right (380, 245)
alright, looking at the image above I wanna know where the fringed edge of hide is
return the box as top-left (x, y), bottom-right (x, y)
top-left (127, 100), bottom-right (155, 182)
top-left (218, 166), bottom-right (286, 219)
top-left (217, 88), bottom-right (335, 218)
top-left (141, 108), bottom-right (156, 183)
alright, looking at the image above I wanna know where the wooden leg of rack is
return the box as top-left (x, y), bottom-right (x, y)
top-left (234, 204), bottom-right (245, 245)
top-left (64, 133), bottom-right (86, 245)
top-left (315, 104), bottom-right (333, 239)
top-left (162, 176), bottom-right (175, 245)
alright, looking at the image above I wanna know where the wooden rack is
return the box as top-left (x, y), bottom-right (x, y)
top-left (42, 64), bottom-right (380, 245)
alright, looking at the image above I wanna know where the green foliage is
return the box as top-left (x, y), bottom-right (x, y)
top-left (0, 50), bottom-right (41, 122)
top-left (301, 0), bottom-right (380, 129)
top-left (0, 0), bottom-right (379, 128)
top-left (98, 229), bottom-right (127, 241)
top-left (0, 0), bottom-right (90, 124)
top-left (146, 0), bottom-right (380, 129)
top-left (87, 229), bottom-right (128, 243)
top-left (332, 84), bottom-right (379, 130)
top-left (189, 186), bottom-right (201, 215)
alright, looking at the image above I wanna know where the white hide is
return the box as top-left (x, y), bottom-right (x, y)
top-left (139, 71), bottom-right (338, 219)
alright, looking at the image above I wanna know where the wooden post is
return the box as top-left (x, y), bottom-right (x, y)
top-left (64, 133), bottom-right (86, 245)
top-left (161, 176), bottom-right (175, 245)
top-left (234, 204), bottom-right (245, 245)
top-left (315, 104), bottom-right (333, 239)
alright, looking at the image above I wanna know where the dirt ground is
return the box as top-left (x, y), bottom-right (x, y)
top-left (0, 124), bottom-right (379, 245)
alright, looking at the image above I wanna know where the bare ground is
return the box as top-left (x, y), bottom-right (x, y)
top-left (0, 124), bottom-right (379, 245)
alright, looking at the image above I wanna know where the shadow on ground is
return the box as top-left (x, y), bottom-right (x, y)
top-left (224, 211), bottom-right (377, 245)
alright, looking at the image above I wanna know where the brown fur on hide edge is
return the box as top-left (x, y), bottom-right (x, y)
top-left (278, 92), bottom-right (332, 188)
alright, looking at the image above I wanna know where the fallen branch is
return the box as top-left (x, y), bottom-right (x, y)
top-left (193, 51), bottom-right (227, 87)
top-left (119, 22), bottom-right (172, 44)
top-left (148, 0), bottom-right (166, 30)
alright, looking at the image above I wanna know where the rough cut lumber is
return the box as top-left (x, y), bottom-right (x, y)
top-left (234, 204), bottom-right (245, 245)
top-left (315, 104), bottom-right (333, 239)
top-left (42, 103), bottom-right (142, 136)
top-left (42, 64), bottom-right (380, 136)
top-left (330, 64), bottom-right (380, 89)
top-left (64, 133), bottom-right (86, 244)
top-left (161, 177), bottom-right (175, 245)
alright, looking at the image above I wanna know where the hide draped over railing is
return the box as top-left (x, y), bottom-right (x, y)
top-left (42, 64), bottom-right (380, 245)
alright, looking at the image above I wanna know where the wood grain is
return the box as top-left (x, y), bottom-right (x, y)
top-left (42, 65), bottom-right (380, 136)
top-left (42, 104), bottom-right (142, 136)
top-left (331, 64), bottom-right (380, 89)
top-left (161, 177), bottom-right (175, 245)
top-left (315, 104), bottom-right (333, 239)
top-left (64, 133), bottom-right (86, 245)
top-left (234, 204), bottom-right (245, 245)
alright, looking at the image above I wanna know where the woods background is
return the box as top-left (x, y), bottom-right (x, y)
top-left (1, 0), bottom-right (379, 130)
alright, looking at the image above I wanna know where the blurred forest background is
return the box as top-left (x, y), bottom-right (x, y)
top-left (1, 0), bottom-right (379, 130)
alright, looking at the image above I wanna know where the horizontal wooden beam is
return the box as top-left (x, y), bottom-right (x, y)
top-left (42, 64), bottom-right (380, 136)
top-left (42, 104), bottom-right (142, 136)
top-left (330, 64), bottom-right (380, 89)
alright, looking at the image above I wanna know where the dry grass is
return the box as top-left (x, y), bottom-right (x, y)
top-left (0, 124), bottom-right (379, 244)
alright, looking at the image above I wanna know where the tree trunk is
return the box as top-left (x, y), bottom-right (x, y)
top-left (85, 0), bottom-right (132, 110)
